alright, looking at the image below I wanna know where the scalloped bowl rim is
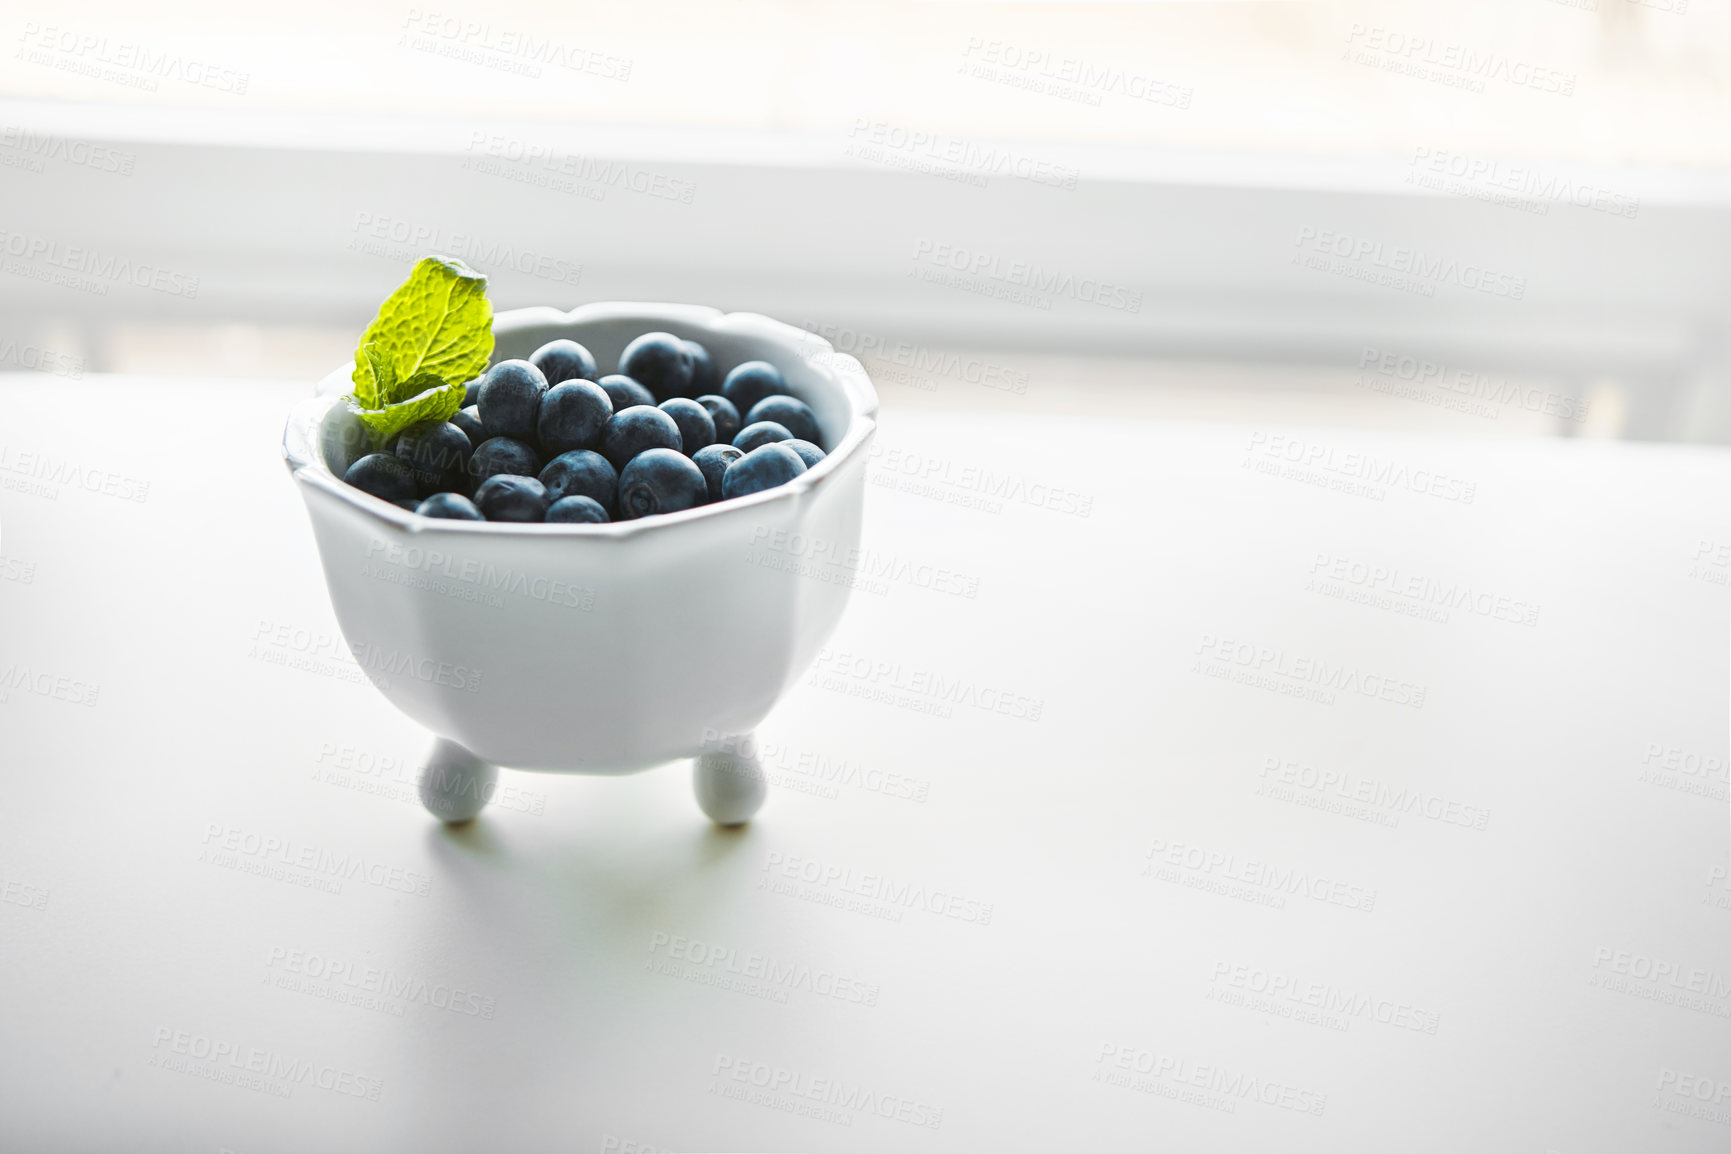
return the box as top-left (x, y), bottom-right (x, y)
top-left (283, 302), bottom-right (880, 539)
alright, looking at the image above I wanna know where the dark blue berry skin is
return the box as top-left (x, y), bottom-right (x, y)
top-left (733, 420), bottom-right (794, 453)
top-left (474, 475), bottom-right (550, 522)
top-left (545, 495), bottom-right (610, 523)
top-left (451, 405), bottom-right (486, 446)
top-left (685, 340), bottom-right (720, 396)
top-left (538, 450), bottom-right (617, 515)
top-left (782, 439), bottom-right (827, 469)
top-left (721, 443), bottom-right (808, 500)
top-left (597, 374), bottom-right (656, 412)
top-left (746, 395), bottom-right (821, 446)
top-left (478, 360), bottom-right (547, 441)
top-left (537, 379), bottom-right (613, 456)
top-left (395, 419), bottom-right (473, 494)
top-left (470, 437), bottom-right (541, 486)
top-left (619, 332), bottom-right (695, 401)
top-left (463, 380), bottom-right (482, 408)
top-left (695, 394), bottom-right (740, 445)
top-left (691, 443), bottom-right (743, 502)
top-left (345, 453), bottom-right (418, 504)
top-left (721, 360), bottom-right (786, 416)
top-left (617, 448), bottom-right (707, 518)
top-left (601, 405), bottom-right (683, 470)
top-left (658, 397), bottom-right (716, 455)
top-left (416, 492), bottom-right (485, 520)
top-left (394, 498), bottom-right (422, 511)
top-left (530, 339), bottom-right (598, 386)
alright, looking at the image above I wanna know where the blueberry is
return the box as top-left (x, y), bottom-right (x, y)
top-left (695, 394), bottom-right (740, 445)
top-left (658, 397), bottom-right (716, 455)
top-left (537, 379), bottom-right (613, 456)
top-left (721, 443), bottom-right (807, 500)
top-left (685, 340), bottom-right (720, 396)
top-left (601, 405), bottom-right (682, 470)
top-left (463, 380), bottom-right (482, 407)
top-left (393, 498), bottom-right (421, 511)
top-left (470, 437), bottom-right (541, 486)
top-left (416, 492), bottom-right (485, 520)
top-left (733, 420), bottom-right (793, 453)
top-left (618, 332), bottom-right (695, 401)
top-left (721, 360), bottom-right (785, 416)
top-left (782, 439), bottom-right (827, 469)
top-left (538, 449), bottom-right (618, 515)
top-left (691, 443), bottom-right (743, 502)
top-left (394, 419), bottom-right (472, 494)
top-left (344, 453), bottom-right (418, 504)
top-left (617, 448), bottom-right (707, 518)
top-left (545, 495), bottom-right (610, 523)
top-left (474, 475), bottom-right (550, 522)
top-left (451, 404), bottom-right (486, 446)
top-left (478, 359), bottom-right (547, 441)
top-left (530, 338), bottom-right (598, 385)
top-left (597, 374), bottom-right (657, 412)
top-left (745, 395), bottom-right (821, 446)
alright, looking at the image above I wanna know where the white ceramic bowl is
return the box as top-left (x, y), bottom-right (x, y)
top-left (283, 304), bottom-right (877, 808)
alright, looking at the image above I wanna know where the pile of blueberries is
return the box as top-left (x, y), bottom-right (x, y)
top-left (341, 333), bottom-right (828, 522)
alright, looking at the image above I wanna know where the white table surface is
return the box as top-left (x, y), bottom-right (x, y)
top-left (2, 374), bottom-right (1729, 1153)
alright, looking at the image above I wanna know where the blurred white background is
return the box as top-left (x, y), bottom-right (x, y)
top-left (3, 0), bottom-right (1728, 437)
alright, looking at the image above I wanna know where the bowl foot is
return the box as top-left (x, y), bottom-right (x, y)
top-left (418, 738), bottom-right (498, 824)
top-left (693, 738), bottom-right (767, 827)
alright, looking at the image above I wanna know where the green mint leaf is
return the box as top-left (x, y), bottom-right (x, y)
top-left (353, 343), bottom-right (391, 410)
top-left (349, 256), bottom-right (493, 404)
top-left (348, 377), bottom-right (466, 450)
